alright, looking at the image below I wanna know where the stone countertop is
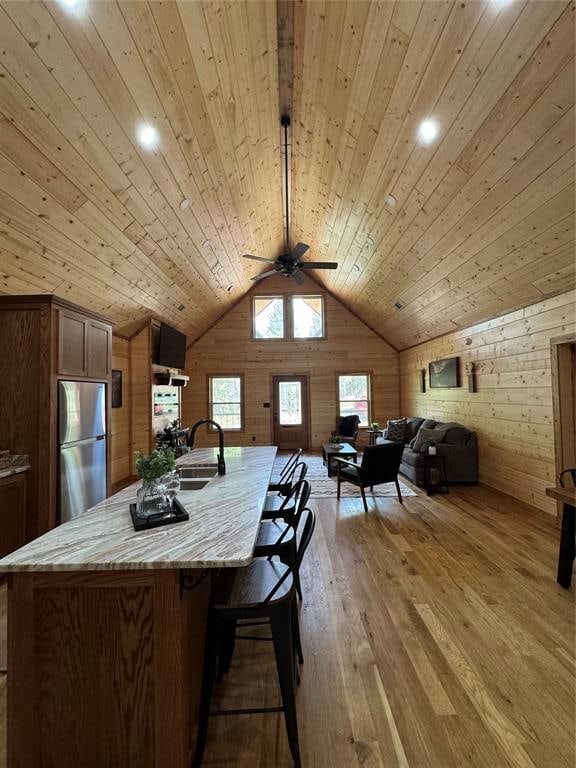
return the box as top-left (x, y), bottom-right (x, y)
top-left (0, 455), bottom-right (30, 481)
top-left (0, 446), bottom-right (277, 572)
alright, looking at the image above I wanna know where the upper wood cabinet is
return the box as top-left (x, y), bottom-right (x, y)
top-left (88, 319), bottom-right (112, 378)
top-left (58, 309), bottom-right (112, 379)
top-left (58, 308), bottom-right (89, 376)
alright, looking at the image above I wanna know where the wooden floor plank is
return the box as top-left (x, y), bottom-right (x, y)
top-left (0, 485), bottom-right (573, 767)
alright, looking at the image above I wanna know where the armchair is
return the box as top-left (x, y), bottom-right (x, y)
top-left (335, 441), bottom-right (404, 512)
top-left (335, 415), bottom-right (361, 446)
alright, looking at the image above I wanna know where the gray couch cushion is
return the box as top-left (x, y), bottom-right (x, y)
top-left (404, 417), bottom-right (424, 444)
top-left (413, 427), bottom-right (445, 453)
top-left (401, 448), bottom-right (424, 468)
top-left (420, 418), bottom-right (439, 431)
top-left (433, 422), bottom-right (471, 445)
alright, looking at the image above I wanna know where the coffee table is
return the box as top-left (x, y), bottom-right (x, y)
top-left (322, 442), bottom-right (357, 478)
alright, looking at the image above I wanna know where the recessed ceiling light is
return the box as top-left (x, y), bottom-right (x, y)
top-left (366, 236), bottom-right (374, 246)
top-left (417, 119), bottom-right (439, 145)
top-left (353, 264), bottom-right (361, 272)
top-left (58, 0), bottom-right (85, 9)
top-left (179, 199), bottom-right (190, 211)
top-left (227, 285), bottom-right (233, 293)
top-left (202, 239), bottom-right (211, 249)
top-left (384, 194), bottom-right (397, 208)
top-left (138, 125), bottom-right (158, 148)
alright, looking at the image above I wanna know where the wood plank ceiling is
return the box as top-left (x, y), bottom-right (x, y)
top-left (291, 0), bottom-right (575, 348)
top-left (0, 0), bottom-right (284, 338)
top-left (0, 0), bottom-right (574, 348)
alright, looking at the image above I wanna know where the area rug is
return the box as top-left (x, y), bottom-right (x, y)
top-left (274, 454), bottom-right (417, 499)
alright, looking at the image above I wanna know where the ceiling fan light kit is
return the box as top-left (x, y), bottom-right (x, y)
top-left (242, 116), bottom-right (338, 283)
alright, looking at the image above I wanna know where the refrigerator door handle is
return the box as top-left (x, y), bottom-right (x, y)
top-left (60, 436), bottom-right (102, 450)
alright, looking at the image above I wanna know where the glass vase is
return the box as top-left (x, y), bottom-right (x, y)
top-left (136, 477), bottom-right (167, 519)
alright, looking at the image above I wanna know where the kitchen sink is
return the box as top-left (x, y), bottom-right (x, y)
top-left (178, 465), bottom-right (219, 479)
top-left (177, 464), bottom-right (219, 490)
top-left (178, 478), bottom-right (211, 491)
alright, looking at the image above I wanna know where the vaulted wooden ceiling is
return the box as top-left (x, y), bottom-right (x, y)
top-left (0, 0), bottom-right (574, 348)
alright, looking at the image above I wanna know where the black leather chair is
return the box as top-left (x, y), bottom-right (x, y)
top-left (335, 415), bottom-right (361, 446)
top-left (335, 441), bottom-right (404, 512)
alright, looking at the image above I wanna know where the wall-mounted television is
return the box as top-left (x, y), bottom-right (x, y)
top-left (429, 357), bottom-right (459, 388)
top-left (155, 323), bottom-right (186, 369)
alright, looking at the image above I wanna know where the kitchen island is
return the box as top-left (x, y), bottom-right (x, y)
top-left (0, 446), bottom-right (277, 768)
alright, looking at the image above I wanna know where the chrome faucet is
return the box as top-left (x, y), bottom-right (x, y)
top-left (187, 419), bottom-right (226, 476)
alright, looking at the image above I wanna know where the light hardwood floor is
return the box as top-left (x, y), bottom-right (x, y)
top-left (0, 486), bottom-right (574, 767)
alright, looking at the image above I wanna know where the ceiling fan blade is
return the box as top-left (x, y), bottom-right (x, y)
top-left (290, 242), bottom-right (310, 261)
top-left (299, 261), bottom-right (338, 270)
top-left (292, 270), bottom-right (305, 285)
top-left (242, 254), bottom-right (276, 263)
top-left (251, 269), bottom-right (278, 282)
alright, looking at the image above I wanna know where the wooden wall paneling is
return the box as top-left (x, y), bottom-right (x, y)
top-left (400, 290), bottom-right (576, 515)
top-left (111, 336), bottom-right (132, 488)
top-left (130, 325), bottom-right (152, 461)
top-left (181, 273), bottom-right (399, 451)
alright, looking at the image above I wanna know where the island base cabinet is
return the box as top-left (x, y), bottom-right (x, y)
top-left (7, 569), bottom-right (210, 768)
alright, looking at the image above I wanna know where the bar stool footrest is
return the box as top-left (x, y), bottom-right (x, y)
top-left (211, 706), bottom-right (284, 716)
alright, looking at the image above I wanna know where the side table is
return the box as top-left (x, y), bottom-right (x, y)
top-left (422, 454), bottom-right (449, 496)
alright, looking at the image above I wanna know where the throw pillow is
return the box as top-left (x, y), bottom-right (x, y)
top-left (412, 427), bottom-right (444, 453)
top-left (386, 417), bottom-right (407, 443)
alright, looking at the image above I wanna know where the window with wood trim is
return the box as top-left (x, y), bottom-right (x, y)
top-left (253, 296), bottom-right (284, 339)
top-left (292, 295), bottom-right (324, 338)
top-left (209, 376), bottom-right (243, 431)
top-left (252, 294), bottom-right (325, 340)
top-left (338, 374), bottom-right (371, 427)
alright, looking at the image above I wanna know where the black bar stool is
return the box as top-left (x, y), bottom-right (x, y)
top-left (263, 461), bottom-right (308, 519)
top-left (256, 479), bottom-right (310, 602)
top-left (192, 510), bottom-right (316, 768)
top-left (268, 448), bottom-right (303, 495)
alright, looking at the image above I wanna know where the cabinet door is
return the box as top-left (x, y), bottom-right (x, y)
top-left (58, 308), bottom-right (88, 376)
top-left (0, 472), bottom-right (27, 557)
top-left (88, 320), bottom-right (111, 379)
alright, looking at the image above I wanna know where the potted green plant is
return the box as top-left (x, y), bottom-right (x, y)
top-left (329, 431), bottom-right (342, 446)
top-left (135, 447), bottom-right (176, 518)
top-left (371, 421), bottom-right (380, 429)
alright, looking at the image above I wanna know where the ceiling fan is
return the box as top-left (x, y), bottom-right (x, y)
top-left (242, 115), bottom-right (338, 284)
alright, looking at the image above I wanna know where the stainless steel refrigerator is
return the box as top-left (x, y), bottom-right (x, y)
top-left (59, 381), bottom-right (107, 523)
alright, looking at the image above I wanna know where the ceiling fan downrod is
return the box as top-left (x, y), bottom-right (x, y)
top-left (281, 114), bottom-right (291, 255)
